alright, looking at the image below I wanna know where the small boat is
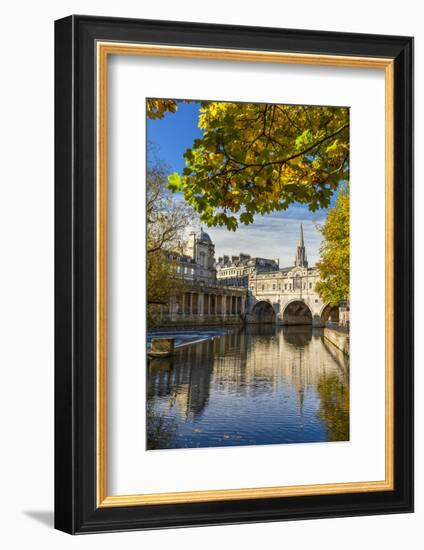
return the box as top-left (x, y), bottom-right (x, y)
top-left (148, 337), bottom-right (175, 358)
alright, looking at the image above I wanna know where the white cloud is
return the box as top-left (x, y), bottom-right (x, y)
top-left (206, 208), bottom-right (326, 268)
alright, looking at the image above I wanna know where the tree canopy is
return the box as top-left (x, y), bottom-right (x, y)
top-left (315, 186), bottom-right (350, 305)
top-left (147, 99), bottom-right (349, 230)
top-left (146, 98), bottom-right (178, 120)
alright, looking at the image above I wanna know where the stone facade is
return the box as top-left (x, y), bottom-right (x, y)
top-left (158, 229), bottom-right (248, 327)
top-left (184, 229), bottom-right (216, 282)
top-left (246, 224), bottom-right (339, 326)
top-left (216, 254), bottom-right (279, 288)
top-left (158, 282), bottom-right (247, 327)
top-left (159, 225), bottom-right (345, 327)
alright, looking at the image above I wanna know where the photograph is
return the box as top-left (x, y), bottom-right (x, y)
top-left (146, 98), bottom-right (350, 450)
top-left (50, 11), bottom-right (413, 536)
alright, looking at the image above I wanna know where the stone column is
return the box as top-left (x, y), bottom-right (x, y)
top-left (169, 296), bottom-right (176, 319)
top-left (222, 294), bottom-right (226, 316)
top-left (198, 293), bottom-right (204, 315)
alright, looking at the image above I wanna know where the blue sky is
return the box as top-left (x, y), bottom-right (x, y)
top-left (147, 100), bottom-right (329, 267)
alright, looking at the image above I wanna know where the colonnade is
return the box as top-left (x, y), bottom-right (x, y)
top-left (173, 291), bottom-right (245, 317)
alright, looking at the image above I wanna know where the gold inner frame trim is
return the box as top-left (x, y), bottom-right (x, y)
top-left (96, 41), bottom-right (395, 508)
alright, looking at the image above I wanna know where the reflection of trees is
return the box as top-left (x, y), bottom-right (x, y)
top-left (146, 401), bottom-right (178, 450)
top-left (316, 372), bottom-right (349, 441)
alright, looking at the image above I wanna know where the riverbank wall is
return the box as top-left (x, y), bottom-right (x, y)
top-left (323, 328), bottom-right (350, 357)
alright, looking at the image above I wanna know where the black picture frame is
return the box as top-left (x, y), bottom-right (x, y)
top-left (55, 15), bottom-right (414, 534)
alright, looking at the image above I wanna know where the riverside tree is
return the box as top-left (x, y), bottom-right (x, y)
top-left (147, 155), bottom-right (194, 326)
top-left (315, 186), bottom-right (350, 305)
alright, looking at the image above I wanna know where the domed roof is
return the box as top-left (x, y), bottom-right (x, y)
top-left (199, 228), bottom-right (212, 243)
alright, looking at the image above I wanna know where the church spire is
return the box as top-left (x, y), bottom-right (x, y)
top-left (298, 223), bottom-right (305, 247)
top-left (294, 224), bottom-right (308, 268)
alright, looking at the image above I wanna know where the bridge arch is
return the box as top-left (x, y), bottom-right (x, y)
top-left (320, 303), bottom-right (340, 324)
top-left (249, 300), bottom-right (276, 323)
top-left (282, 300), bottom-right (313, 325)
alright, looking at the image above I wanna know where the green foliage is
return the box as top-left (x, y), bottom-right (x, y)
top-left (146, 99), bottom-right (178, 119)
top-left (147, 250), bottom-right (185, 327)
top-left (153, 100), bottom-right (349, 229)
top-left (315, 186), bottom-right (350, 305)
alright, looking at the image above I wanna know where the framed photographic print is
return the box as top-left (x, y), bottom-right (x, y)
top-left (54, 15), bottom-right (414, 533)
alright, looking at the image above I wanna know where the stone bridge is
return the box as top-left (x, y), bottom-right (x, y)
top-left (245, 294), bottom-right (339, 327)
top-left (245, 245), bottom-right (340, 327)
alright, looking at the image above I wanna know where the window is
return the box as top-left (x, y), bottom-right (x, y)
top-left (284, 284), bottom-right (287, 290)
top-left (272, 284), bottom-right (276, 290)
top-left (294, 274), bottom-right (302, 290)
top-left (262, 285), bottom-right (264, 291)
top-left (309, 282), bottom-right (312, 289)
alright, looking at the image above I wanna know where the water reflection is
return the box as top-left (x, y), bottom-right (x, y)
top-left (146, 325), bottom-right (349, 450)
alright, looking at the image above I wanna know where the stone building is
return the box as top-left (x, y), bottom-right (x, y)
top-left (184, 229), bottom-right (216, 282)
top-left (169, 253), bottom-right (196, 281)
top-left (246, 224), bottom-right (339, 326)
top-left (158, 228), bottom-right (247, 327)
top-left (159, 225), bottom-right (342, 328)
top-left (216, 254), bottom-right (279, 288)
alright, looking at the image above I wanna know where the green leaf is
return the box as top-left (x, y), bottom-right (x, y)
top-left (239, 212), bottom-right (254, 225)
top-left (167, 172), bottom-right (181, 191)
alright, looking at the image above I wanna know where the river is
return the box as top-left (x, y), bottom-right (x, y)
top-left (146, 325), bottom-right (349, 450)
